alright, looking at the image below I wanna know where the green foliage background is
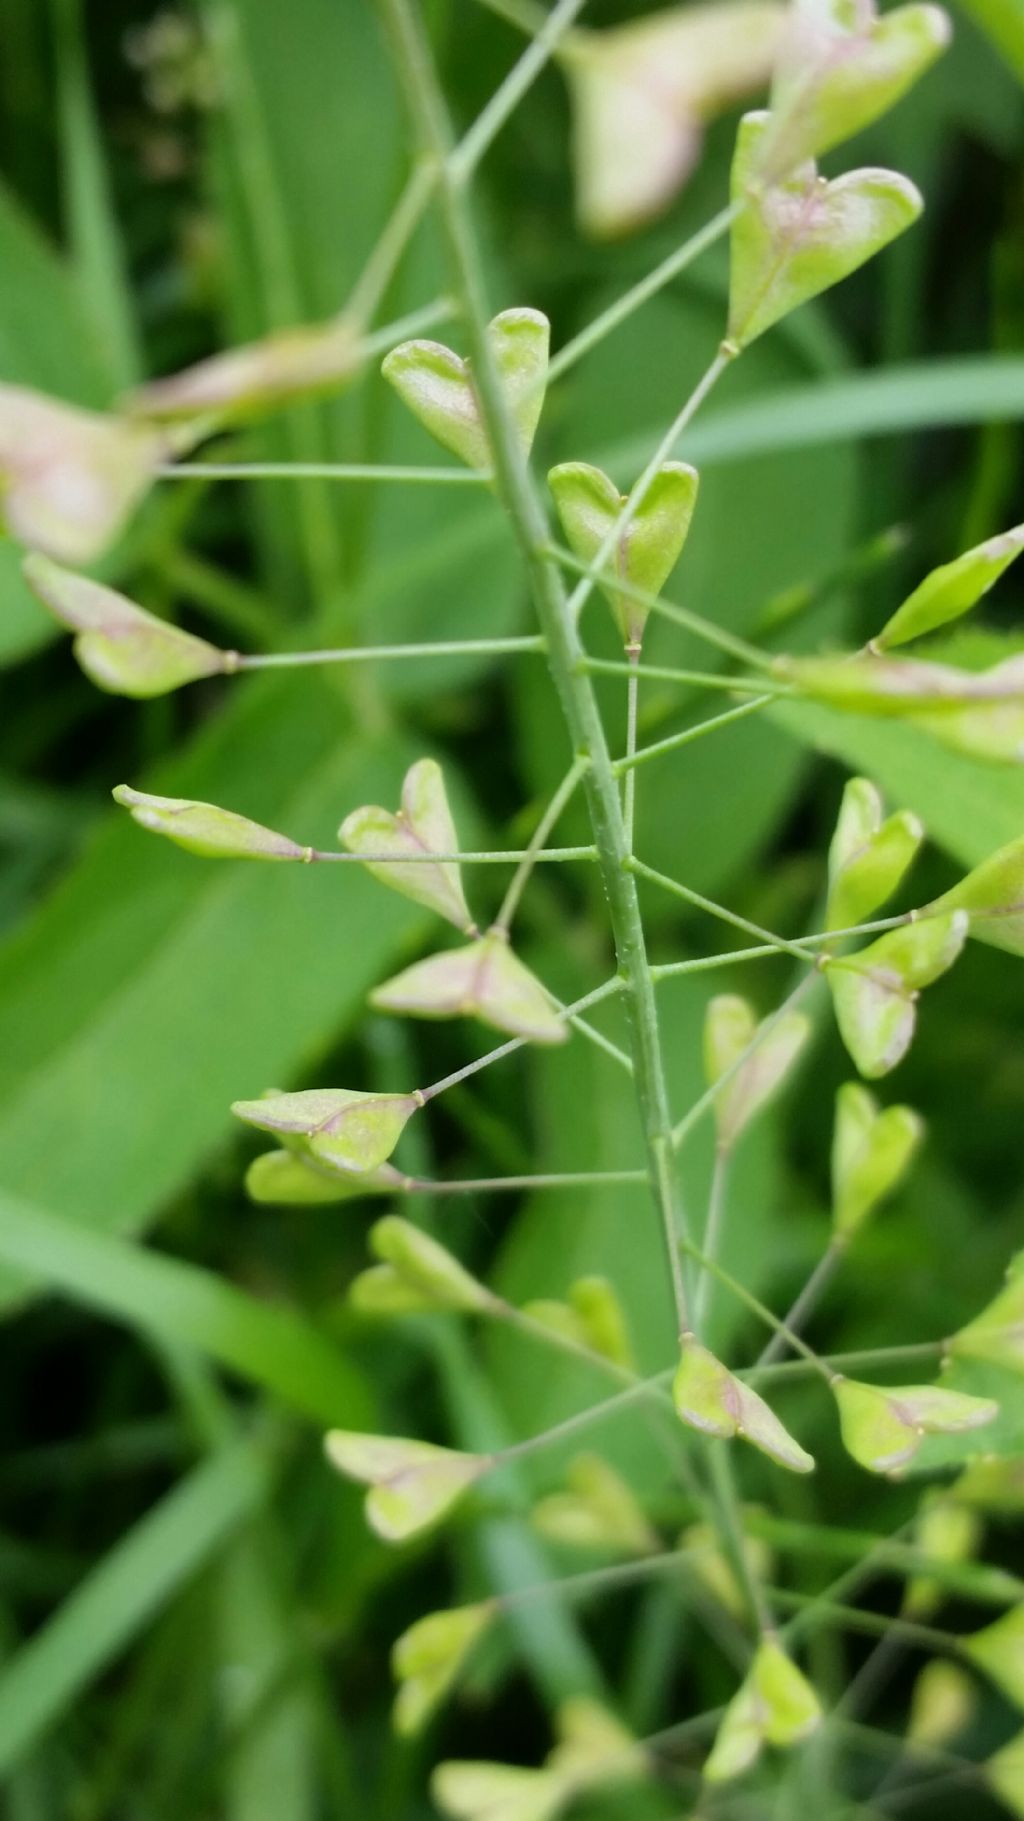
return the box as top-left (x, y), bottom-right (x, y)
top-left (0, 0), bottom-right (1023, 1814)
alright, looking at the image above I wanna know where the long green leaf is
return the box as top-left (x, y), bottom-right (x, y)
top-left (0, 1188), bottom-right (370, 1426)
top-left (0, 1440), bottom-right (270, 1775)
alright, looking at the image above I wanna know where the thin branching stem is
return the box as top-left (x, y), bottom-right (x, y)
top-left (548, 203), bottom-right (741, 384)
top-left (159, 462), bottom-right (487, 484)
top-left (493, 755), bottom-right (589, 931)
top-left (615, 696), bottom-right (773, 773)
top-left (420, 977), bottom-right (622, 1100)
top-left (585, 656), bottom-right (788, 694)
top-left (549, 542), bottom-right (772, 670)
top-left (377, 0), bottom-right (694, 1343)
top-left (757, 1239), bottom-right (845, 1367)
top-left (345, 158), bottom-right (439, 325)
top-left (451, 0), bottom-right (588, 179)
top-left (236, 634), bottom-right (543, 669)
top-left (629, 857), bottom-right (819, 964)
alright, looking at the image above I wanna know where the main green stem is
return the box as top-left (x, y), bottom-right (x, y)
top-left (378, 0), bottom-right (691, 1332)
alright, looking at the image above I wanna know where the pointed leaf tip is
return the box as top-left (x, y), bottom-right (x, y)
top-left (24, 556), bottom-right (225, 697)
top-left (382, 308), bottom-right (549, 472)
top-left (728, 112), bottom-right (922, 350)
top-left (673, 1336), bottom-right (815, 1472)
top-left (324, 1432), bottom-right (486, 1542)
top-left (341, 757), bottom-right (475, 932)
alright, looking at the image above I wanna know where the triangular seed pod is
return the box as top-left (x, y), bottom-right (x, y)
top-left (391, 1602), bottom-right (494, 1737)
top-left (547, 460), bottom-right (698, 644)
top-left (903, 1495), bottom-right (982, 1618)
top-left (825, 910), bottom-right (967, 1078)
top-left (381, 308), bottom-right (549, 472)
top-left (832, 1376), bottom-right (998, 1474)
top-left (907, 1660), bottom-right (975, 1748)
top-left (929, 834), bottom-right (1024, 958)
top-left (531, 1454), bottom-right (659, 1556)
top-left (987, 1730), bottom-right (1024, 1817)
top-left (0, 384), bottom-right (168, 563)
top-left (727, 112), bottom-right (922, 351)
top-left (371, 931), bottom-right (567, 1046)
top-left (567, 1276), bottom-right (634, 1368)
top-left (773, 645), bottom-right (1024, 764)
top-left (246, 1149), bottom-right (406, 1205)
top-left (949, 1255), bottom-right (1024, 1375)
top-left (340, 758), bottom-right (475, 933)
top-left (25, 555), bottom-right (226, 697)
top-left (681, 1519), bottom-right (774, 1621)
top-left (431, 1762), bottom-right (569, 1821)
top-left (232, 1087), bottom-right (421, 1174)
top-left (324, 1432), bottom-right (488, 1543)
top-left (964, 1606), bottom-right (1024, 1711)
top-left (672, 1335), bottom-right (815, 1473)
top-left (758, 0), bottom-right (950, 182)
top-left (560, 3), bottom-right (784, 238)
top-left (546, 1696), bottom-right (643, 1784)
top-left (127, 315), bottom-right (363, 423)
top-left (826, 776), bottom-right (923, 932)
top-left (875, 521), bottom-right (1024, 650)
top-left (704, 1636), bottom-right (821, 1782)
top-left (704, 994), bottom-right (811, 1151)
top-left (363, 1215), bottom-right (497, 1316)
top-left (831, 1082), bottom-right (923, 1239)
top-left (112, 786), bottom-right (308, 860)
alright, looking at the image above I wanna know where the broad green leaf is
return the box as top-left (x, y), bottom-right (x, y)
top-left (0, 1186), bottom-right (370, 1426)
top-left (673, 1335), bottom-right (815, 1472)
top-left (382, 310), bottom-right (549, 472)
top-left (727, 112), bottom-right (922, 350)
top-left (875, 522), bottom-right (1024, 649)
top-left (705, 1637), bottom-right (821, 1782)
top-left (25, 554), bottom-right (227, 697)
top-left (0, 687), bottom-right (427, 1266)
top-left (323, 1432), bottom-right (488, 1543)
top-left (371, 932), bottom-right (567, 1045)
top-left (559, 2), bottom-right (784, 238)
top-left (0, 1440), bottom-right (270, 1776)
top-left (113, 785), bottom-right (309, 860)
top-left (760, 0), bottom-right (950, 180)
top-left (340, 758), bottom-right (476, 934)
top-left (547, 460), bottom-right (698, 644)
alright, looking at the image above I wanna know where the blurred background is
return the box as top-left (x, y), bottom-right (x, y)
top-left (0, 1), bottom-right (1023, 1815)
